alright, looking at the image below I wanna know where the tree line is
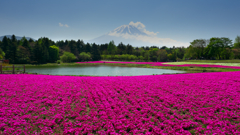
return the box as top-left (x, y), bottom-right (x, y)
top-left (0, 35), bottom-right (240, 64)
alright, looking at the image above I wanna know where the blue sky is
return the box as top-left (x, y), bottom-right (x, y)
top-left (1, 0), bottom-right (240, 46)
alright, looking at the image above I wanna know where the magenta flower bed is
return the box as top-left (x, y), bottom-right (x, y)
top-left (1, 73), bottom-right (240, 134)
top-left (77, 61), bottom-right (240, 69)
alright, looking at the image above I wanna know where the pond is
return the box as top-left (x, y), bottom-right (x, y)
top-left (26, 65), bottom-right (186, 76)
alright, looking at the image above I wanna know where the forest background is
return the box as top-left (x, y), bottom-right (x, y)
top-left (0, 35), bottom-right (240, 64)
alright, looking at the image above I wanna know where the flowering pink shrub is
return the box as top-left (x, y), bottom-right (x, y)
top-left (77, 61), bottom-right (240, 69)
top-left (1, 72), bottom-right (240, 134)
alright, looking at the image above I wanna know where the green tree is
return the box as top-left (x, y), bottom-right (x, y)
top-left (167, 53), bottom-right (176, 61)
top-left (29, 38), bottom-right (34, 42)
top-left (49, 45), bottom-right (59, 62)
top-left (232, 48), bottom-right (240, 59)
top-left (18, 36), bottom-right (26, 46)
top-left (129, 55), bottom-right (137, 61)
top-left (233, 35), bottom-right (240, 48)
top-left (91, 43), bottom-right (101, 61)
top-left (149, 48), bottom-right (158, 61)
top-left (0, 40), bottom-right (2, 50)
top-left (2, 35), bottom-right (18, 63)
top-left (16, 46), bottom-right (31, 64)
top-left (79, 52), bottom-right (91, 61)
top-left (175, 47), bottom-right (186, 60)
top-left (68, 40), bottom-right (78, 56)
top-left (42, 37), bottom-right (52, 62)
top-left (190, 39), bottom-right (209, 59)
top-left (9, 35), bottom-right (18, 63)
top-left (204, 37), bottom-right (232, 59)
top-left (2, 36), bottom-right (10, 60)
top-left (33, 41), bottom-right (44, 64)
top-left (107, 40), bottom-right (116, 55)
top-left (36, 38), bottom-right (49, 63)
top-left (138, 55), bottom-right (144, 61)
top-left (0, 48), bottom-right (5, 59)
top-left (220, 48), bottom-right (233, 59)
top-left (126, 44), bottom-right (133, 54)
top-left (76, 39), bottom-right (85, 54)
top-left (117, 42), bottom-right (126, 54)
top-left (100, 43), bottom-right (108, 55)
top-left (60, 52), bottom-right (76, 63)
top-left (85, 43), bottom-right (92, 53)
top-left (144, 51), bottom-right (150, 61)
top-left (21, 38), bottom-right (33, 62)
top-left (157, 49), bottom-right (168, 62)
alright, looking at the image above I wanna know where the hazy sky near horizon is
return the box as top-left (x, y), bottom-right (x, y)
top-left (1, 0), bottom-right (240, 46)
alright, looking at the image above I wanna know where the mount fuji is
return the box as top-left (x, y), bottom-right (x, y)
top-left (108, 25), bottom-right (148, 36)
top-left (88, 21), bottom-right (188, 47)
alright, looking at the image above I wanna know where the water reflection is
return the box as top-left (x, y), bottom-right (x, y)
top-left (26, 65), bottom-right (186, 76)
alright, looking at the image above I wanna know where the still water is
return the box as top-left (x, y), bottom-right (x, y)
top-left (26, 65), bottom-right (186, 76)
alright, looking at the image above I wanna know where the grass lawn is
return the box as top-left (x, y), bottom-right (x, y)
top-left (164, 59), bottom-right (240, 67)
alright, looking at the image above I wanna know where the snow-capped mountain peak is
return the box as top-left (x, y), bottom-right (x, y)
top-left (108, 24), bottom-right (147, 36)
top-left (89, 21), bottom-right (187, 47)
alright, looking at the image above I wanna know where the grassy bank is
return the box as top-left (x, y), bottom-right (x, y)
top-left (164, 60), bottom-right (240, 67)
top-left (185, 59), bottom-right (240, 63)
top-left (16, 62), bottom-right (80, 67)
top-left (77, 62), bottom-right (240, 73)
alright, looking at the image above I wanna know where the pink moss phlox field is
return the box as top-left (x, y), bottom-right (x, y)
top-left (1, 72), bottom-right (240, 134)
top-left (77, 61), bottom-right (240, 69)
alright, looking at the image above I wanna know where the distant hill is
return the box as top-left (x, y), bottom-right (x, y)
top-left (0, 35), bottom-right (36, 41)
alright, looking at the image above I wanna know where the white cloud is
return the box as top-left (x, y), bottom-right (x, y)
top-left (59, 23), bottom-right (63, 27)
top-left (129, 21), bottom-right (158, 36)
top-left (110, 33), bottom-right (188, 47)
top-left (129, 21), bottom-right (145, 29)
top-left (59, 23), bottom-right (69, 28)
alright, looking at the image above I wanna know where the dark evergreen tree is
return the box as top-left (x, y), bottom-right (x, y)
top-left (29, 38), bottom-right (34, 42)
top-left (68, 40), bottom-right (78, 56)
top-left (133, 47), bottom-right (141, 57)
top-left (2, 36), bottom-right (9, 54)
top-left (16, 45), bottom-right (31, 64)
top-left (85, 43), bottom-right (92, 53)
top-left (0, 41), bottom-right (2, 50)
top-left (57, 40), bottom-right (65, 49)
top-left (22, 38), bottom-right (34, 62)
top-left (76, 39), bottom-right (85, 54)
top-left (49, 45), bottom-right (59, 63)
top-left (117, 42), bottom-right (126, 55)
top-left (64, 40), bottom-right (69, 51)
top-left (100, 43), bottom-right (108, 54)
top-left (2, 36), bottom-right (10, 61)
top-left (160, 46), bottom-right (167, 50)
top-left (126, 44), bottom-right (133, 54)
top-left (10, 35), bottom-right (18, 63)
top-left (107, 40), bottom-right (116, 55)
top-left (33, 41), bottom-right (44, 63)
top-left (22, 38), bottom-right (31, 52)
top-left (91, 43), bottom-right (101, 61)
top-left (150, 46), bottom-right (159, 49)
top-left (42, 37), bottom-right (52, 62)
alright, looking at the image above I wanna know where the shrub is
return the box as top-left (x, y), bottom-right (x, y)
top-left (57, 60), bottom-right (61, 64)
top-left (60, 52), bottom-right (76, 63)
